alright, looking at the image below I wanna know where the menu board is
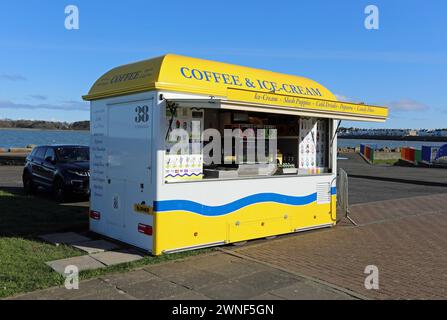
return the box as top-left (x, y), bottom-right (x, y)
top-left (90, 106), bottom-right (107, 199)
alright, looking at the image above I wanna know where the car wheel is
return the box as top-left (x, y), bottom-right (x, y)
top-left (23, 172), bottom-right (36, 195)
top-left (53, 178), bottom-right (67, 202)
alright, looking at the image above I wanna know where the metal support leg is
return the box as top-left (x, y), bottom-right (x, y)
top-left (346, 210), bottom-right (358, 226)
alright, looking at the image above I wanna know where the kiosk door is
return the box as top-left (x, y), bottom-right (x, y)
top-left (106, 99), bottom-right (153, 241)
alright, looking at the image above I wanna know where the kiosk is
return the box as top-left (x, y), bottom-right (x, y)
top-left (83, 54), bottom-right (388, 255)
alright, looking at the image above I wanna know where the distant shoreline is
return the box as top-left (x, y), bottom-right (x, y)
top-left (0, 119), bottom-right (89, 131)
top-left (339, 135), bottom-right (447, 142)
top-left (0, 128), bottom-right (89, 132)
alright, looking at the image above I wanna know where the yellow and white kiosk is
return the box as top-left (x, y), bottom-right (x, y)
top-left (83, 54), bottom-right (388, 255)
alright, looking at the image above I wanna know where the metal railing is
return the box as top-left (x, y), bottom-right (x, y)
top-left (337, 168), bottom-right (358, 226)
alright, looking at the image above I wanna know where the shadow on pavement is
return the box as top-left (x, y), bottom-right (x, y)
top-left (0, 186), bottom-right (89, 237)
top-left (349, 174), bottom-right (447, 188)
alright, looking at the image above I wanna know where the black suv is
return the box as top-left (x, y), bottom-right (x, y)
top-left (23, 145), bottom-right (90, 201)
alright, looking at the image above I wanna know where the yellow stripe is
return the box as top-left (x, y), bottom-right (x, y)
top-left (153, 196), bottom-right (336, 255)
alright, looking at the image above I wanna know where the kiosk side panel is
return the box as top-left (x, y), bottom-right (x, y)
top-left (90, 93), bottom-right (156, 252)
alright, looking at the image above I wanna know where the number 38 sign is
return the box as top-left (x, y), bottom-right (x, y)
top-left (135, 105), bottom-right (149, 123)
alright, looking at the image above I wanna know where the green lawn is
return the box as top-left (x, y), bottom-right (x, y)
top-left (0, 189), bottom-right (210, 298)
top-left (0, 189), bottom-right (87, 298)
top-left (0, 237), bottom-right (83, 297)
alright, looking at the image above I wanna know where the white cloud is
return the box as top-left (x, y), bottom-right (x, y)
top-left (0, 100), bottom-right (88, 111)
top-left (388, 99), bottom-right (429, 112)
top-left (0, 74), bottom-right (27, 81)
top-left (29, 94), bottom-right (48, 101)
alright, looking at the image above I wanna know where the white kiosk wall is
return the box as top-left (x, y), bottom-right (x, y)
top-left (90, 92), bottom-right (156, 251)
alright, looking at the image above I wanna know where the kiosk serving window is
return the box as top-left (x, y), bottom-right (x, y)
top-left (164, 105), bottom-right (332, 183)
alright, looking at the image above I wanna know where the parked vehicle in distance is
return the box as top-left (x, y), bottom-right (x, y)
top-left (22, 145), bottom-right (90, 201)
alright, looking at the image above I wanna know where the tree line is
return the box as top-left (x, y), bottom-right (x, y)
top-left (0, 119), bottom-right (89, 131)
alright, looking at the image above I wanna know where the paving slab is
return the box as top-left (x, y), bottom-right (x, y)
top-left (165, 269), bottom-right (227, 290)
top-left (181, 252), bottom-right (237, 270)
top-left (145, 261), bottom-right (227, 290)
top-left (249, 293), bottom-right (285, 300)
top-left (203, 259), bottom-right (265, 279)
top-left (73, 289), bottom-right (136, 300)
top-left (58, 279), bottom-right (118, 299)
top-left (162, 291), bottom-right (211, 300)
top-left (13, 279), bottom-right (114, 300)
top-left (180, 252), bottom-right (268, 278)
top-left (119, 278), bottom-right (190, 299)
top-left (12, 289), bottom-right (68, 300)
top-left (46, 255), bottom-right (105, 274)
top-left (270, 282), bottom-right (356, 300)
top-left (39, 232), bottom-right (91, 246)
top-left (144, 261), bottom-right (197, 277)
top-left (101, 269), bottom-right (157, 288)
top-left (90, 249), bottom-right (144, 266)
top-left (196, 279), bottom-right (266, 300)
top-left (237, 270), bottom-right (301, 292)
top-left (73, 239), bottom-right (120, 254)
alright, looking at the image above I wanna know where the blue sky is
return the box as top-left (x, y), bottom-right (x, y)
top-left (0, 0), bottom-right (446, 129)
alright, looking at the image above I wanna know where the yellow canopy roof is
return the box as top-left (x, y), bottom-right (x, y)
top-left (83, 54), bottom-right (388, 122)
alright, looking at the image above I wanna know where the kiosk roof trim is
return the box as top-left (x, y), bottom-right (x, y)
top-left (83, 54), bottom-right (388, 122)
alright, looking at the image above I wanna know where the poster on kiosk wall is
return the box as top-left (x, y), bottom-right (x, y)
top-left (299, 118), bottom-right (328, 174)
top-left (164, 107), bottom-right (204, 182)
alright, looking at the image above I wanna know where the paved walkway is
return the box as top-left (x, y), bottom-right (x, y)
top-left (11, 251), bottom-right (356, 300)
top-left (230, 193), bottom-right (447, 299)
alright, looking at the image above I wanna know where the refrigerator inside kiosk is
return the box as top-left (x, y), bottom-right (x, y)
top-left (164, 106), bottom-right (204, 182)
top-left (298, 118), bottom-right (328, 174)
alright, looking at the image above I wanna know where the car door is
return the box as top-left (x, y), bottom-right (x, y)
top-left (41, 147), bottom-right (56, 185)
top-left (31, 147), bottom-right (47, 184)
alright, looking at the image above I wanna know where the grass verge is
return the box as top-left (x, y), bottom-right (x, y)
top-left (0, 189), bottom-right (88, 298)
top-left (0, 238), bottom-right (83, 298)
top-left (0, 189), bottom-right (211, 298)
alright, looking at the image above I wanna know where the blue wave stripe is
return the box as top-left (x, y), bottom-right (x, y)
top-left (154, 187), bottom-right (337, 216)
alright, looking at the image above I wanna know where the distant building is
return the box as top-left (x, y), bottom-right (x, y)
top-left (339, 127), bottom-right (447, 138)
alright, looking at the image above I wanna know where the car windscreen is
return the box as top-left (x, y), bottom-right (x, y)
top-left (55, 147), bottom-right (89, 162)
top-left (34, 147), bottom-right (46, 160)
